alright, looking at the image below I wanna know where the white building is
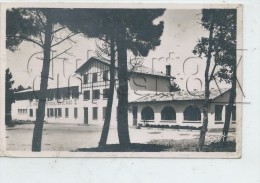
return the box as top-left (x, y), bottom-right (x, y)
top-left (131, 88), bottom-right (236, 131)
top-left (12, 57), bottom-right (236, 130)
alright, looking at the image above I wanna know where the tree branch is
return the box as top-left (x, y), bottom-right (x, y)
top-left (209, 63), bottom-right (217, 82)
top-left (51, 33), bottom-right (78, 48)
top-left (52, 26), bottom-right (66, 34)
top-left (50, 47), bottom-right (72, 61)
top-left (35, 10), bottom-right (46, 30)
top-left (38, 32), bottom-right (44, 45)
top-left (7, 35), bottom-right (43, 48)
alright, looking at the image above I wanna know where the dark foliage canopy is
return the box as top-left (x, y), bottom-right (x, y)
top-left (6, 8), bottom-right (74, 51)
top-left (193, 9), bottom-right (237, 83)
top-left (60, 9), bottom-right (165, 57)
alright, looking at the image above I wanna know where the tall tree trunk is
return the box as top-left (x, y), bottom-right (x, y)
top-left (222, 65), bottom-right (236, 145)
top-left (117, 39), bottom-right (131, 147)
top-left (198, 14), bottom-right (214, 151)
top-left (98, 36), bottom-right (116, 148)
top-left (32, 18), bottom-right (52, 152)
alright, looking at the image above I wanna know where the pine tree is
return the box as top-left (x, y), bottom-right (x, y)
top-left (63, 9), bottom-right (165, 147)
top-left (7, 8), bottom-right (78, 151)
top-left (5, 69), bottom-right (15, 126)
top-left (193, 9), bottom-right (237, 150)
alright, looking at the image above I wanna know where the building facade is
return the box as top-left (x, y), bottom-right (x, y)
top-left (130, 89), bottom-right (236, 130)
top-left (11, 57), bottom-right (236, 130)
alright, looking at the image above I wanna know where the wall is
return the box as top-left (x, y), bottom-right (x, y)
top-left (128, 74), bottom-right (170, 92)
top-left (129, 90), bottom-right (237, 129)
top-left (12, 97), bottom-right (83, 124)
top-left (129, 101), bottom-right (203, 128)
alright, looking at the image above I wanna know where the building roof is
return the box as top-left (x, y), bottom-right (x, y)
top-left (75, 57), bottom-right (109, 74)
top-left (131, 88), bottom-right (231, 103)
top-left (128, 64), bottom-right (170, 77)
top-left (75, 57), bottom-right (172, 78)
top-left (14, 86), bottom-right (79, 101)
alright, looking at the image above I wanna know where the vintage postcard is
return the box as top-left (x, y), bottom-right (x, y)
top-left (0, 3), bottom-right (242, 157)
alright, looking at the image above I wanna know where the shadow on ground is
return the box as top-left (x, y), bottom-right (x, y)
top-left (72, 141), bottom-right (236, 152)
top-left (72, 143), bottom-right (172, 152)
top-left (203, 141), bottom-right (236, 152)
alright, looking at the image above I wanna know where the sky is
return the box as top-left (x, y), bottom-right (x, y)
top-left (6, 9), bottom-right (229, 91)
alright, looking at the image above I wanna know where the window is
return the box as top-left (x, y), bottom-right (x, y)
top-left (103, 89), bottom-right (109, 99)
top-left (50, 108), bottom-right (54, 118)
top-left (22, 109), bottom-right (27, 114)
top-left (92, 73), bottom-right (98, 83)
top-left (184, 106), bottom-right (201, 121)
top-left (84, 90), bottom-right (90, 100)
top-left (231, 106), bottom-right (236, 121)
top-left (65, 108), bottom-right (69, 118)
top-left (74, 108), bottom-right (78, 118)
top-left (103, 71), bottom-right (109, 81)
top-left (215, 105), bottom-right (223, 121)
top-left (55, 108), bottom-right (58, 118)
top-left (58, 108), bottom-right (62, 117)
top-left (103, 107), bottom-right (106, 119)
top-left (29, 109), bottom-right (33, 117)
top-left (55, 108), bottom-right (62, 118)
top-left (161, 106), bottom-right (176, 120)
top-left (93, 90), bottom-right (100, 99)
top-left (141, 107), bottom-right (154, 120)
top-left (83, 74), bottom-right (88, 84)
top-left (93, 107), bottom-right (98, 120)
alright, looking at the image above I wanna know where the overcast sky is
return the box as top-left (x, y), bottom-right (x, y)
top-left (7, 9), bottom-right (229, 91)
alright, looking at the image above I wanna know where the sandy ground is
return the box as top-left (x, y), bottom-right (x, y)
top-left (5, 123), bottom-right (235, 151)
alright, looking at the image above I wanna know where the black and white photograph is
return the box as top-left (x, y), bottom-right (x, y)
top-left (1, 3), bottom-right (242, 157)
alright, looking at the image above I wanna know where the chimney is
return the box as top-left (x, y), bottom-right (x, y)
top-left (166, 65), bottom-right (171, 76)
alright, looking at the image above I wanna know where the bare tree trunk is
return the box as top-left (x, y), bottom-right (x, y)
top-left (32, 18), bottom-right (52, 152)
top-left (222, 66), bottom-right (236, 145)
top-left (98, 36), bottom-right (116, 148)
top-left (198, 14), bottom-right (214, 151)
top-left (117, 39), bottom-right (131, 147)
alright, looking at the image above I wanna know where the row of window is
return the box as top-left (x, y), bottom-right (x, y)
top-left (20, 105), bottom-right (236, 122)
top-left (19, 107), bottom-right (107, 120)
top-left (215, 105), bottom-right (236, 121)
top-left (45, 107), bottom-right (106, 120)
top-left (141, 106), bottom-right (201, 121)
top-left (92, 107), bottom-right (107, 120)
top-left (47, 108), bottom-right (78, 118)
top-left (83, 71), bottom-right (109, 84)
top-left (141, 105), bottom-right (236, 121)
top-left (18, 109), bottom-right (35, 117)
top-left (18, 109), bottom-right (28, 115)
top-left (83, 89), bottom-right (109, 100)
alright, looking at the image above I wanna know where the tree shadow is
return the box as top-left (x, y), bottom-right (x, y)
top-left (203, 141), bottom-right (236, 152)
top-left (72, 143), bottom-right (172, 152)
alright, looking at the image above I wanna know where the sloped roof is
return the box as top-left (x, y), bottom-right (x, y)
top-left (131, 88), bottom-right (231, 103)
top-left (75, 57), bottom-right (171, 78)
top-left (128, 65), bottom-right (169, 77)
top-left (75, 57), bottom-right (109, 74)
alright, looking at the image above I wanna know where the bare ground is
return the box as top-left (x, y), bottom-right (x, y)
top-left (5, 123), bottom-right (236, 152)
